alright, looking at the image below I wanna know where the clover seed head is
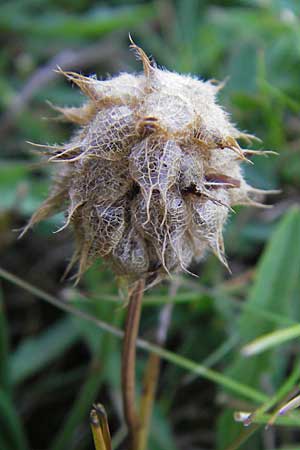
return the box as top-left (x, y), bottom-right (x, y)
top-left (26, 41), bottom-right (269, 286)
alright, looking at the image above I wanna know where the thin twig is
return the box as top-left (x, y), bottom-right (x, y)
top-left (137, 281), bottom-right (177, 450)
top-left (121, 279), bottom-right (145, 450)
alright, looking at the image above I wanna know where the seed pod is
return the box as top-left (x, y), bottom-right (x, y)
top-left (25, 41), bottom-right (273, 286)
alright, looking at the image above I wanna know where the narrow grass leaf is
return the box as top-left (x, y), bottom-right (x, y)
top-left (0, 5), bottom-right (154, 38)
top-left (242, 324), bottom-right (300, 357)
top-left (0, 286), bottom-right (10, 391)
top-left (10, 317), bottom-right (80, 385)
top-left (218, 207), bottom-right (300, 449)
top-left (228, 207), bottom-right (300, 388)
top-left (0, 266), bottom-right (267, 405)
top-left (0, 389), bottom-right (29, 450)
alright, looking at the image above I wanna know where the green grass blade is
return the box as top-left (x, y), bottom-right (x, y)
top-left (0, 5), bottom-right (155, 38)
top-left (217, 207), bottom-right (300, 448)
top-left (0, 389), bottom-right (29, 450)
top-left (0, 285), bottom-right (10, 391)
top-left (10, 317), bottom-right (80, 385)
top-left (140, 342), bottom-right (267, 404)
top-left (49, 315), bottom-right (117, 450)
top-left (49, 364), bottom-right (105, 450)
top-left (0, 266), bottom-right (267, 405)
top-left (228, 207), bottom-right (300, 387)
top-left (242, 324), bottom-right (300, 357)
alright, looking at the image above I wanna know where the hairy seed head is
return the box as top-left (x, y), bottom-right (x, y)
top-left (25, 41), bottom-right (272, 286)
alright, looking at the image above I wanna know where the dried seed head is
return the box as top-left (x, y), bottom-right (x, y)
top-left (25, 41), bottom-right (272, 286)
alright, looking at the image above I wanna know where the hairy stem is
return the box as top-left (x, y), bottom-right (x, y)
top-left (121, 279), bottom-right (145, 450)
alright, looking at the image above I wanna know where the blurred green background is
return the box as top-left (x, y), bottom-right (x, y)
top-left (1, 0), bottom-right (300, 449)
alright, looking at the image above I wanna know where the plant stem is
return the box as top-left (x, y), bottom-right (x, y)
top-left (92, 404), bottom-right (112, 450)
top-left (90, 409), bottom-right (107, 450)
top-left (138, 353), bottom-right (160, 450)
top-left (121, 279), bottom-right (145, 450)
top-left (137, 282), bottom-right (176, 450)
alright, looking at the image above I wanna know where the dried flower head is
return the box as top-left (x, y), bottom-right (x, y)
top-left (25, 40), bottom-right (273, 286)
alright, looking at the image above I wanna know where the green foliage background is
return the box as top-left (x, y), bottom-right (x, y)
top-left (1, 1), bottom-right (300, 449)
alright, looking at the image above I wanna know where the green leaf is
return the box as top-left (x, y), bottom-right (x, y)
top-left (10, 317), bottom-right (80, 385)
top-left (0, 5), bottom-right (155, 38)
top-left (0, 163), bottom-right (29, 210)
top-left (0, 389), bottom-right (29, 450)
top-left (149, 405), bottom-right (179, 450)
top-left (217, 207), bottom-right (300, 449)
top-left (49, 322), bottom-right (116, 450)
top-left (242, 324), bottom-right (300, 357)
top-left (0, 285), bottom-right (10, 391)
top-left (270, 447), bottom-right (300, 450)
top-left (228, 207), bottom-right (300, 387)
